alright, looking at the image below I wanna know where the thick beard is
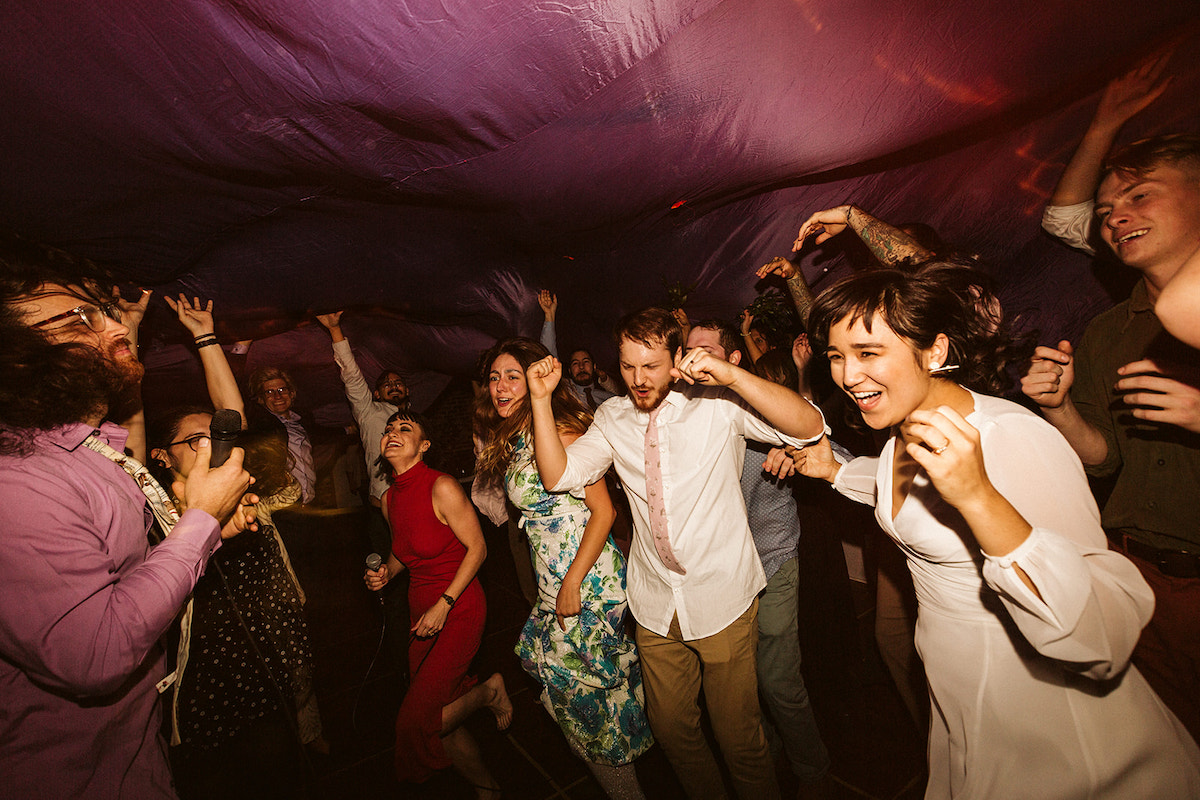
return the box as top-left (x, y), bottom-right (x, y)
top-left (106, 340), bottom-right (145, 391)
top-left (570, 371), bottom-right (592, 386)
top-left (629, 384), bottom-right (669, 412)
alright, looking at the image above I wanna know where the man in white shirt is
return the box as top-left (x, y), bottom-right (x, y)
top-left (316, 311), bottom-right (409, 511)
top-left (525, 307), bottom-right (826, 800)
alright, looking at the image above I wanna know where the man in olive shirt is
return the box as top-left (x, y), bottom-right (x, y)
top-left (1024, 133), bottom-right (1200, 739)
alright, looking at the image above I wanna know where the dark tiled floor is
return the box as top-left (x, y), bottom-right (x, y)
top-left (273, 505), bottom-right (927, 800)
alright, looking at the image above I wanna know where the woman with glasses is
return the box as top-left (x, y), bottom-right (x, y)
top-left (147, 296), bottom-right (326, 799)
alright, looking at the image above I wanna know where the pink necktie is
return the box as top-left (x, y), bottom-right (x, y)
top-left (645, 407), bottom-right (686, 574)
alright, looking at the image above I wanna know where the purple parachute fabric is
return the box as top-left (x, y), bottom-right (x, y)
top-left (1, 0), bottom-right (1198, 403)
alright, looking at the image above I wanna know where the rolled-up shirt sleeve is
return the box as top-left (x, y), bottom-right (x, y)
top-left (1042, 201), bottom-right (1097, 255)
top-left (737, 395), bottom-right (827, 449)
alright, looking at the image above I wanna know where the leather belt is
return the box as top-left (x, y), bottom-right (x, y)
top-left (1107, 531), bottom-right (1200, 580)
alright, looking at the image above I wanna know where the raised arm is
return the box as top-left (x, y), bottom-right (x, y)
top-left (792, 205), bottom-right (933, 268)
top-left (673, 347), bottom-right (825, 440)
top-left (538, 289), bottom-right (559, 358)
top-left (756, 257), bottom-right (816, 325)
top-left (526, 356), bottom-right (569, 489)
top-left (317, 310), bottom-right (376, 424)
top-left (1049, 54), bottom-right (1172, 208)
top-left (738, 310), bottom-right (767, 364)
top-left (165, 295), bottom-right (246, 426)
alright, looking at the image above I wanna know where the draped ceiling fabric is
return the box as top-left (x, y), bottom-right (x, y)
top-left (1, 1), bottom-right (1199, 416)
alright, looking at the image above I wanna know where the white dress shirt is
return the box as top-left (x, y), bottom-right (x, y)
top-left (552, 384), bottom-right (825, 639)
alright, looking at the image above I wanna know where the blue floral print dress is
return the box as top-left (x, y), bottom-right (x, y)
top-left (506, 434), bottom-right (653, 765)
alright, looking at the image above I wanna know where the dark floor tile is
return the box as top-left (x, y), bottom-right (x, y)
top-left (270, 509), bottom-right (926, 800)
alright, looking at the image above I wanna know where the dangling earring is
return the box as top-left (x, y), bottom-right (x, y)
top-left (928, 362), bottom-right (960, 376)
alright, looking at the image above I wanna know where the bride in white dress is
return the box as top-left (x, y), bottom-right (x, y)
top-left (796, 266), bottom-right (1199, 799)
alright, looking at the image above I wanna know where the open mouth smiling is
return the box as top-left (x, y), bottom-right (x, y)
top-left (1116, 228), bottom-right (1148, 244)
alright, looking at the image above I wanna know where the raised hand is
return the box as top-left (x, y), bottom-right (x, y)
top-left (739, 308), bottom-right (755, 335)
top-left (316, 310), bottom-right (343, 330)
top-left (1093, 50), bottom-right (1173, 133)
top-left (115, 287), bottom-right (152, 332)
top-left (164, 294), bottom-right (215, 338)
top-left (791, 332), bottom-right (812, 372)
top-left (756, 256), bottom-right (797, 280)
top-left (672, 346), bottom-right (738, 387)
top-left (526, 355), bottom-right (562, 399)
top-left (538, 289), bottom-right (557, 320)
top-left (1021, 341), bottom-right (1075, 409)
top-left (1116, 358), bottom-right (1200, 434)
top-left (793, 205), bottom-right (852, 251)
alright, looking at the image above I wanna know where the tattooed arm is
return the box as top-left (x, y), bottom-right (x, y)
top-left (792, 205), bottom-right (933, 269)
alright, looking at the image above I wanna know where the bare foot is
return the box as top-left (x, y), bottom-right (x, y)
top-left (484, 673), bottom-right (513, 731)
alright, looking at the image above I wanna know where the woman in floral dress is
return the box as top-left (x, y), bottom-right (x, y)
top-left (475, 337), bottom-right (652, 799)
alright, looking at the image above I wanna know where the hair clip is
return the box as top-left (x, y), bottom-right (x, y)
top-left (928, 363), bottom-right (960, 376)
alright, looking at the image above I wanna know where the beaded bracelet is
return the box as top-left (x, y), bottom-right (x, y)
top-left (441, 593), bottom-right (456, 608)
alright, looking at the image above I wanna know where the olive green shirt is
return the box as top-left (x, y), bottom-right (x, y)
top-left (1071, 279), bottom-right (1200, 551)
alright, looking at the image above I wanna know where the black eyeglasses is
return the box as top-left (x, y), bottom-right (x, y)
top-left (167, 433), bottom-right (211, 452)
top-left (31, 302), bottom-right (122, 333)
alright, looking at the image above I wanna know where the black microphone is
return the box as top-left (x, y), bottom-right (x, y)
top-left (209, 409), bottom-right (242, 468)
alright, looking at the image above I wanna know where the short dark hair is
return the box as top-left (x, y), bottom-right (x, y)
top-left (614, 307), bottom-right (682, 356)
top-left (379, 410), bottom-right (436, 483)
top-left (566, 347), bottom-right (594, 362)
top-left (807, 264), bottom-right (1015, 395)
top-left (1103, 134), bottom-right (1200, 183)
top-left (690, 318), bottom-right (742, 360)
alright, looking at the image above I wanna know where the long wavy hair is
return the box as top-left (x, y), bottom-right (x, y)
top-left (0, 236), bottom-right (133, 456)
top-left (807, 264), bottom-right (1018, 396)
top-left (473, 337), bottom-right (592, 481)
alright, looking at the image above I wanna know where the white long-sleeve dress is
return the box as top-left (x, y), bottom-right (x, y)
top-left (834, 391), bottom-right (1200, 799)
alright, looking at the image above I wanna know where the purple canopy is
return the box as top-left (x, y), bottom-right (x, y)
top-left (2, 0), bottom-right (1198, 410)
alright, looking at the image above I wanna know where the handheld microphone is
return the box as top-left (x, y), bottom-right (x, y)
top-left (365, 553), bottom-right (383, 572)
top-left (209, 409), bottom-right (242, 468)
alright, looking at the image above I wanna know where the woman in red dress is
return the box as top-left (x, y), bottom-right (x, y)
top-left (364, 411), bottom-right (512, 798)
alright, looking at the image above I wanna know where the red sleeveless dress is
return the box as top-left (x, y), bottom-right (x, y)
top-left (386, 460), bottom-right (486, 783)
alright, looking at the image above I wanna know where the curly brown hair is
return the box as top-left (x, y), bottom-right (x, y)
top-left (0, 235), bottom-right (131, 455)
top-left (473, 337), bottom-right (592, 481)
